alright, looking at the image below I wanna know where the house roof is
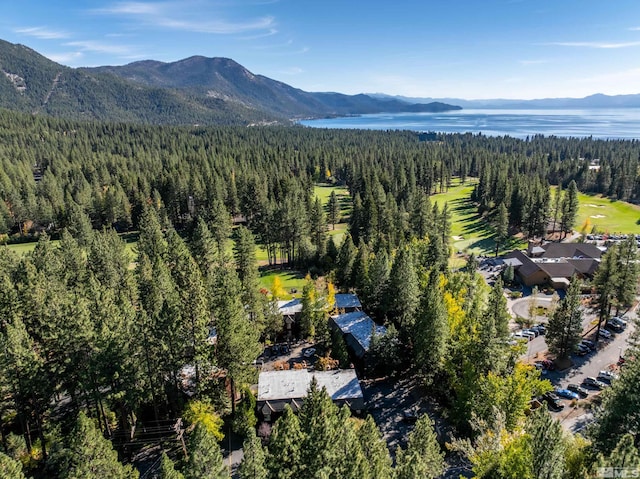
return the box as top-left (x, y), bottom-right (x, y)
top-left (567, 258), bottom-right (600, 275)
top-left (541, 242), bottom-right (602, 260)
top-left (277, 298), bottom-right (302, 316)
top-left (505, 250), bottom-right (541, 278)
top-left (536, 261), bottom-right (577, 278)
top-left (503, 257), bottom-right (523, 267)
top-left (331, 311), bottom-right (386, 354)
top-left (257, 369), bottom-right (363, 402)
top-left (334, 293), bottom-right (362, 310)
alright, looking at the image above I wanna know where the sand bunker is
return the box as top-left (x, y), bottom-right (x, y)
top-left (586, 204), bottom-right (605, 208)
top-left (590, 214), bottom-right (606, 219)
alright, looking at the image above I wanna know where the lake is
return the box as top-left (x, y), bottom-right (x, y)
top-left (299, 108), bottom-right (640, 139)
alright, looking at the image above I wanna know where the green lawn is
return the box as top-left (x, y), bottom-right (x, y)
top-left (4, 241), bottom-right (42, 256)
top-left (576, 192), bottom-right (640, 235)
top-left (431, 180), bottom-right (526, 257)
top-left (259, 269), bottom-right (308, 299)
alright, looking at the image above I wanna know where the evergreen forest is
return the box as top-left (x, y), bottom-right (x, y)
top-left (0, 109), bottom-right (639, 478)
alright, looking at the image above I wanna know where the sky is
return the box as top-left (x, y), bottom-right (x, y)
top-left (3, 0), bottom-right (640, 100)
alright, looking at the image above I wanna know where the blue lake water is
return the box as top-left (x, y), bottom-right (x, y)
top-left (299, 109), bottom-right (640, 139)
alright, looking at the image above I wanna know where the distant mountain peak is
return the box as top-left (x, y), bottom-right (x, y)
top-left (0, 38), bottom-right (461, 125)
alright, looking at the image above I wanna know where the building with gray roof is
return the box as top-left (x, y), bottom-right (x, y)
top-left (331, 311), bottom-right (386, 358)
top-left (257, 369), bottom-right (364, 421)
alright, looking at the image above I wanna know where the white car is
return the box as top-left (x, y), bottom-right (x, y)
top-left (303, 348), bottom-right (316, 358)
top-left (598, 370), bottom-right (619, 382)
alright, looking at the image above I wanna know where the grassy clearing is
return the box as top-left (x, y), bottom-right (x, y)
top-left (431, 180), bottom-right (526, 257)
top-left (4, 241), bottom-right (42, 256)
top-left (575, 191), bottom-right (640, 235)
top-left (259, 269), bottom-right (307, 299)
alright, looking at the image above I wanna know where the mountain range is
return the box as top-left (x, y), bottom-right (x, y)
top-left (369, 93), bottom-right (640, 109)
top-left (0, 38), bottom-right (459, 126)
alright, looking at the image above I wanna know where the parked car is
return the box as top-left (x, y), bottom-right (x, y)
top-left (520, 330), bottom-right (537, 340)
top-left (531, 325), bottom-right (546, 335)
top-left (575, 344), bottom-right (590, 356)
top-left (303, 347), bottom-right (316, 358)
top-left (597, 370), bottom-right (619, 382)
top-left (513, 332), bottom-right (532, 342)
top-left (555, 389), bottom-right (580, 400)
top-left (606, 320), bottom-right (624, 333)
top-left (598, 329), bottom-right (612, 340)
top-left (523, 328), bottom-right (539, 338)
top-left (542, 392), bottom-right (565, 411)
top-left (610, 316), bottom-right (628, 328)
top-left (583, 377), bottom-right (607, 390)
top-left (580, 339), bottom-right (596, 351)
top-left (567, 384), bottom-right (589, 398)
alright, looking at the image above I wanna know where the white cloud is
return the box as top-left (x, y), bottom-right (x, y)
top-left (15, 26), bottom-right (70, 39)
top-left (153, 16), bottom-right (275, 34)
top-left (629, 27), bottom-right (640, 31)
top-left (93, 2), bottom-right (166, 16)
top-left (64, 40), bottom-right (135, 56)
top-left (240, 28), bottom-right (279, 40)
top-left (546, 40), bottom-right (640, 49)
top-left (93, 1), bottom-right (276, 35)
top-left (44, 51), bottom-right (84, 64)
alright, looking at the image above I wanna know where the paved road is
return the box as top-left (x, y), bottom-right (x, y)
top-left (532, 303), bottom-right (637, 432)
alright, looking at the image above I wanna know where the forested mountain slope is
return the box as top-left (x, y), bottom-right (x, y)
top-left (0, 39), bottom-right (459, 125)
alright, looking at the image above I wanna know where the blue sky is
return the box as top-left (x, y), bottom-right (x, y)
top-left (3, 0), bottom-right (640, 99)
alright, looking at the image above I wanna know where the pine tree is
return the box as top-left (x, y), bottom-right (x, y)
top-left (63, 412), bottom-right (139, 479)
top-left (184, 423), bottom-right (229, 479)
top-left (528, 408), bottom-right (566, 479)
top-left (239, 428), bottom-right (268, 479)
top-left (233, 226), bottom-right (265, 330)
top-left (209, 198), bottom-right (232, 252)
top-left (309, 197), bottom-right (327, 257)
top-left (328, 191), bottom-right (340, 230)
top-left (478, 278), bottom-right (511, 372)
top-left (159, 452), bottom-right (185, 479)
top-left (597, 434), bottom-right (640, 470)
top-left (414, 272), bottom-right (448, 383)
top-left (365, 249), bottom-right (391, 320)
top-left (494, 202), bottom-right (509, 256)
top-left (330, 407), bottom-right (370, 479)
top-left (0, 451), bottom-right (27, 479)
top-left (560, 180), bottom-right (579, 239)
top-left (298, 380), bottom-right (341, 476)
top-left (357, 416), bottom-right (393, 479)
top-left (266, 405), bottom-right (303, 479)
top-left (546, 280), bottom-right (582, 359)
top-left (165, 229), bottom-right (210, 394)
top-left (394, 415), bottom-right (445, 479)
top-left (387, 247), bottom-right (419, 337)
top-left (590, 353), bottom-right (640, 453)
top-left (211, 260), bottom-right (261, 411)
top-left (612, 236), bottom-right (639, 314)
top-left (336, 233), bottom-right (356, 288)
top-left (351, 240), bottom-right (370, 295)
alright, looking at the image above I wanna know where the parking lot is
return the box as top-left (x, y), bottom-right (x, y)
top-left (524, 309), bottom-right (635, 432)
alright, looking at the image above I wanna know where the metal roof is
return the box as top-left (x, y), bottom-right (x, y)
top-left (334, 294), bottom-right (362, 310)
top-left (331, 311), bottom-right (386, 353)
top-left (277, 298), bottom-right (303, 316)
top-left (257, 369), bottom-right (363, 402)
